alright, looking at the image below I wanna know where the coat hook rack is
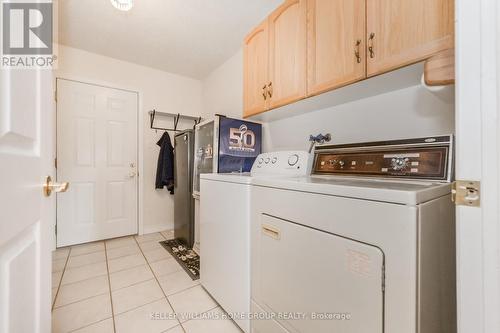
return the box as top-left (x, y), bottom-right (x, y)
top-left (149, 110), bottom-right (202, 132)
top-left (193, 116), bottom-right (202, 129)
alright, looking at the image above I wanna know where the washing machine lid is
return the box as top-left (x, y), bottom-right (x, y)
top-left (200, 172), bottom-right (253, 184)
top-left (200, 172), bottom-right (298, 185)
top-left (252, 175), bottom-right (452, 205)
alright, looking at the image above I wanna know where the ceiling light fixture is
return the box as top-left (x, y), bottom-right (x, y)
top-left (110, 0), bottom-right (134, 11)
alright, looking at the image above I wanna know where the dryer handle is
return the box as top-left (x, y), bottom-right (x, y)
top-left (262, 224), bottom-right (281, 240)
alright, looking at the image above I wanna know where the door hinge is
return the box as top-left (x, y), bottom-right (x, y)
top-left (54, 158), bottom-right (57, 169)
top-left (54, 90), bottom-right (57, 102)
top-left (452, 180), bottom-right (480, 207)
top-left (55, 224), bottom-right (57, 235)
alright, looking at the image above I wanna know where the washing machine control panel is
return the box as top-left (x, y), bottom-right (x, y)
top-left (251, 151), bottom-right (311, 176)
top-left (312, 135), bottom-right (454, 182)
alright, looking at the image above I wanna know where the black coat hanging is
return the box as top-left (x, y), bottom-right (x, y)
top-left (155, 131), bottom-right (175, 194)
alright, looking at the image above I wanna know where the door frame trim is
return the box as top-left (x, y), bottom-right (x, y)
top-left (455, 0), bottom-right (500, 331)
top-left (54, 76), bottom-right (144, 246)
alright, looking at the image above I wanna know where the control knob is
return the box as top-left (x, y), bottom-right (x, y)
top-left (391, 157), bottom-right (409, 171)
top-left (288, 154), bottom-right (299, 166)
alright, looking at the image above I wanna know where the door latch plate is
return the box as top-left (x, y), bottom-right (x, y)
top-left (452, 180), bottom-right (480, 207)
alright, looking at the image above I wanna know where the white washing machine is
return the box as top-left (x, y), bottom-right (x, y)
top-left (200, 151), bottom-right (311, 333)
top-left (250, 136), bottom-right (456, 333)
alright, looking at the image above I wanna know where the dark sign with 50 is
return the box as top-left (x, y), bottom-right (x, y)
top-left (218, 117), bottom-right (262, 173)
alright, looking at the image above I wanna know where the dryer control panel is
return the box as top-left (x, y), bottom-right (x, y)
top-left (251, 151), bottom-right (312, 176)
top-left (313, 135), bottom-right (453, 182)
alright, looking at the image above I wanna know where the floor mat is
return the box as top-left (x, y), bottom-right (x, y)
top-left (159, 239), bottom-right (200, 280)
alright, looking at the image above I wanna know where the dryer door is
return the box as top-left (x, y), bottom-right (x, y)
top-left (254, 214), bottom-right (384, 333)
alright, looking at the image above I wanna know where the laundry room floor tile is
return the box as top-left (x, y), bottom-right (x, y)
top-left (54, 275), bottom-right (109, 308)
top-left (143, 247), bottom-right (173, 263)
top-left (165, 325), bottom-right (185, 333)
top-left (52, 293), bottom-right (112, 333)
top-left (109, 264), bottom-right (155, 291)
top-left (52, 248), bottom-right (70, 261)
top-left (52, 287), bottom-right (58, 305)
top-left (158, 270), bottom-right (199, 296)
top-left (52, 270), bottom-right (63, 289)
top-left (139, 239), bottom-right (167, 252)
top-left (135, 232), bottom-right (165, 243)
top-left (105, 236), bottom-right (136, 249)
top-left (167, 285), bottom-right (218, 322)
top-left (71, 318), bottom-right (115, 333)
top-left (106, 243), bottom-right (141, 260)
top-left (107, 253), bottom-right (146, 273)
top-left (52, 258), bottom-right (68, 273)
top-left (111, 279), bottom-right (164, 314)
top-left (66, 251), bottom-right (106, 269)
top-left (70, 241), bottom-right (105, 256)
top-left (60, 261), bottom-right (108, 285)
top-left (114, 298), bottom-right (178, 333)
top-left (182, 307), bottom-right (242, 333)
top-left (51, 232), bottom-right (241, 333)
top-left (149, 258), bottom-right (183, 277)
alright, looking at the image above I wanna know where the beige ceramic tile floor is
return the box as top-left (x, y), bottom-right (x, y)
top-left (51, 231), bottom-right (242, 333)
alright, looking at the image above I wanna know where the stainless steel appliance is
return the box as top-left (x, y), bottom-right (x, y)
top-left (174, 130), bottom-right (195, 248)
top-left (193, 119), bottom-right (216, 198)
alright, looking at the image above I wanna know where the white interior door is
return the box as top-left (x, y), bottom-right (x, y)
top-left (0, 67), bottom-right (54, 332)
top-left (455, 0), bottom-right (500, 332)
top-left (56, 79), bottom-right (138, 247)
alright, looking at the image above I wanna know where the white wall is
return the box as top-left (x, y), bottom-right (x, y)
top-left (56, 45), bottom-right (203, 234)
top-left (202, 49), bottom-right (244, 120)
top-left (202, 49), bottom-right (455, 151)
top-left (263, 86), bottom-right (455, 150)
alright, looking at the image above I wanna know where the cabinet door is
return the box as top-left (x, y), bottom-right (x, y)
top-left (243, 20), bottom-right (269, 117)
top-left (367, 0), bottom-right (454, 77)
top-left (268, 0), bottom-right (307, 109)
top-left (307, 0), bottom-right (366, 96)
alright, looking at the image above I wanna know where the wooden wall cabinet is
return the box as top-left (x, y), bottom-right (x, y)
top-left (243, 20), bottom-right (269, 117)
top-left (307, 0), bottom-right (366, 96)
top-left (366, 0), bottom-right (455, 77)
top-left (243, 0), bottom-right (307, 118)
top-left (243, 0), bottom-right (454, 118)
top-left (268, 0), bottom-right (307, 109)
top-left (424, 48), bottom-right (455, 86)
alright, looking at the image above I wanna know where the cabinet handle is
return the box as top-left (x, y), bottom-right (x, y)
top-left (267, 82), bottom-right (273, 98)
top-left (262, 84), bottom-right (267, 100)
top-left (368, 33), bottom-right (375, 58)
top-left (354, 39), bottom-right (362, 63)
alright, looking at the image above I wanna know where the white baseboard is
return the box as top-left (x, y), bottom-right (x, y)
top-left (142, 223), bottom-right (171, 235)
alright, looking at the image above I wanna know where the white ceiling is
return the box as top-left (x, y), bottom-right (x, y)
top-left (58, 0), bottom-right (282, 79)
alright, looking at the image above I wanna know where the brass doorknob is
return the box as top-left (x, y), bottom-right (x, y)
top-left (43, 176), bottom-right (69, 197)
